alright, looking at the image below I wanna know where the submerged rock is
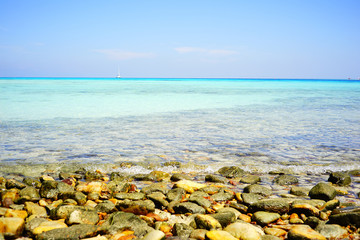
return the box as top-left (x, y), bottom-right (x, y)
top-left (309, 182), bottom-right (337, 201)
top-left (328, 172), bottom-right (352, 186)
top-left (218, 166), bottom-right (245, 178)
top-left (273, 175), bottom-right (298, 185)
top-left (243, 184), bottom-right (272, 196)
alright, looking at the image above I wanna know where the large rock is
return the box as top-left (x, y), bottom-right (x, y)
top-left (249, 198), bottom-right (292, 214)
top-left (287, 225), bottom-right (326, 240)
top-left (224, 222), bottom-right (264, 240)
top-left (40, 180), bottom-right (59, 199)
top-left (114, 192), bottom-right (146, 201)
top-left (243, 184), bottom-right (272, 196)
top-left (211, 211), bottom-right (237, 227)
top-left (37, 224), bottom-right (100, 240)
top-left (173, 202), bottom-right (206, 214)
top-left (329, 206), bottom-right (360, 227)
top-left (67, 210), bottom-right (99, 225)
top-left (241, 193), bottom-right (264, 205)
top-left (205, 174), bottom-right (228, 183)
top-left (50, 205), bottom-right (93, 220)
top-left (316, 224), bottom-right (348, 239)
top-left (273, 175), bottom-right (298, 185)
top-left (173, 222), bottom-right (194, 238)
top-left (24, 202), bottom-right (48, 217)
top-left (252, 211), bottom-right (281, 226)
top-left (141, 182), bottom-right (168, 195)
top-left (239, 175), bottom-right (261, 184)
top-left (309, 182), bottom-right (337, 201)
top-left (19, 186), bottom-right (40, 201)
top-left (167, 188), bottom-right (186, 202)
top-left (328, 172), bottom-right (351, 186)
top-left (218, 166), bottom-right (245, 178)
top-left (100, 211), bottom-right (153, 237)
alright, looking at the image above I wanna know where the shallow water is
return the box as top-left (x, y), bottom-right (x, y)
top-left (1, 78), bottom-right (360, 174)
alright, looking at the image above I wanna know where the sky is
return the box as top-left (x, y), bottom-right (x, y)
top-left (0, 0), bottom-right (359, 79)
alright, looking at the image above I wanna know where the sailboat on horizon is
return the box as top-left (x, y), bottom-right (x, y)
top-left (116, 66), bottom-right (121, 78)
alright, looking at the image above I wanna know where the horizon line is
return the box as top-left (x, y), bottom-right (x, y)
top-left (1, 76), bottom-right (360, 81)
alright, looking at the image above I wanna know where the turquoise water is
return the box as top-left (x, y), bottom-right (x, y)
top-left (1, 78), bottom-right (360, 173)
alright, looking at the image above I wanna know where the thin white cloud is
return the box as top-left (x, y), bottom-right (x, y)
top-left (94, 49), bottom-right (155, 60)
top-left (175, 47), bottom-right (238, 56)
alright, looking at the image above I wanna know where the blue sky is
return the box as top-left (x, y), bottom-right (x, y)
top-left (0, 0), bottom-right (359, 78)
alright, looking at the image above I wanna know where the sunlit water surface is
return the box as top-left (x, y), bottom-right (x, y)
top-left (1, 78), bottom-right (360, 174)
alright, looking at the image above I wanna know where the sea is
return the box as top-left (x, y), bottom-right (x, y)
top-left (1, 78), bottom-right (360, 176)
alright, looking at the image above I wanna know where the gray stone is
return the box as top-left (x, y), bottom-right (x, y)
top-left (309, 182), bottom-right (337, 201)
top-left (189, 196), bottom-right (212, 208)
top-left (216, 207), bottom-right (241, 219)
top-left (23, 178), bottom-right (41, 188)
top-left (56, 181), bottom-right (75, 194)
top-left (328, 172), bottom-right (352, 186)
top-left (241, 193), bottom-right (264, 205)
top-left (211, 191), bottom-right (234, 202)
top-left (205, 174), bottom-right (228, 183)
top-left (19, 186), bottom-right (40, 201)
top-left (173, 202), bottom-right (206, 214)
top-left (39, 180), bottom-right (59, 199)
top-left (59, 191), bottom-right (87, 205)
top-left (290, 186), bottom-right (309, 196)
top-left (316, 224), bottom-right (348, 239)
top-left (253, 211), bottom-right (281, 226)
top-left (167, 188), bottom-right (186, 202)
top-left (147, 192), bottom-right (169, 208)
top-left (67, 209), bottom-right (99, 225)
top-left (218, 166), bottom-right (245, 178)
top-left (211, 211), bottom-right (236, 227)
top-left (114, 192), bottom-right (146, 200)
top-left (37, 224), bottom-right (100, 240)
top-left (85, 171), bottom-right (103, 181)
top-left (173, 223), bottom-right (194, 238)
top-left (239, 175), bottom-right (261, 184)
top-left (243, 184), bottom-right (272, 196)
top-left (109, 172), bottom-right (127, 181)
top-left (170, 173), bottom-right (191, 181)
top-left (50, 205), bottom-right (93, 220)
top-left (273, 175), bottom-right (298, 185)
top-left (95, 200), bottom-right (116, 213)
top-left (107, 181), bottom-right (134, 193)
top-left (141, 182), bottom-right (168, 195)
top-left (101, 211), bottom-right (153, 237)
top-left (249, 198), bottom-right (292, 214)
top-left (329, 206), bottom-right (360, 227)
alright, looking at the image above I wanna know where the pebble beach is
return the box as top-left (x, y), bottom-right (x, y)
top-left (0, 162), bottom-right (360, 239)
